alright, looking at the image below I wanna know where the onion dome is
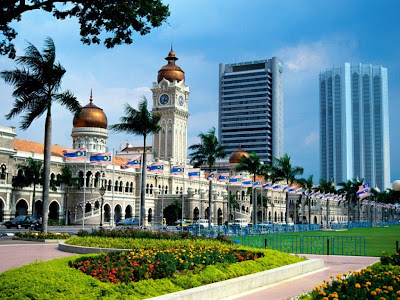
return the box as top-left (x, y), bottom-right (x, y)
top-left (229, 144), bottom-right (250, 164)
top-left (157, 46), bottom-right (185, 83)
top-left (73, 90), bottom-right (108, 129)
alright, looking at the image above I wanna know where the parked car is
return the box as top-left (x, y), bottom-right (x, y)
top-left (232, 218), bottom-right (249, 227)
top-left (188, 219), bottom-right (210, 229)
top-left (116, 218), bottom-right (139, 227)
top-left (4, 215), bottom-right (42, 229)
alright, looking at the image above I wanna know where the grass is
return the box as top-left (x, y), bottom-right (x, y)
top-left (0, 247), bottom-right (303, 299)
top-left (237, 226), bottom-right (400, 257)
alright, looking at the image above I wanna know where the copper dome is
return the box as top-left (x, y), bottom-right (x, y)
top-left (229, 144), bottom-right (250, 164)
top-left (157, 47), bottom-right (185, 83)
top-left (73, 92), bottom-right (107, 129)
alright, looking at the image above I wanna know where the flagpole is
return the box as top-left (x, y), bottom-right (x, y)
top-left (83, 158), bottom-right (86, 230)
top-left (111, 149), bottom-right (115, 227)
top-left (227, 176), bottom-right (230, 224)
top-left (161, 174), bottom-right (165, 227)
top-left (182, 171), bottom-right (185, 233)
top-left (198, 171), bottom-right (201, 220)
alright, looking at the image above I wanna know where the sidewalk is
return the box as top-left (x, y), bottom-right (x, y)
top-left (230, 254), bottom-right (380, 300)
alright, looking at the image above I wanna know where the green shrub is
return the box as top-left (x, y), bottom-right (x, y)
top-left (380, 250), bottom-right (400, 266)
top-left (16, 231), bottom-right (70, 239)
top-left (48, 219), bottom-right (65, 226)
top-left (0, 248), bottom-right (303, 299)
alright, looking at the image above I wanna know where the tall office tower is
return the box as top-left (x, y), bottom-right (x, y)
top-left (218, 58), bottom-right (284, 164)
top-left (319, 63), bottom-right (391, 190)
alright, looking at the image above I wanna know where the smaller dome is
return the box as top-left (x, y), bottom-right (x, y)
top-left (229, 144), bottom-right (250, 164)
top-left (73, 91), bottom-right (108, 129)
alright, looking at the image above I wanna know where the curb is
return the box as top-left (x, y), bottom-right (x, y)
top-left (12, 237), bottom-right (67, 243)
top-left (149, 259), bottom-right (324, 300)
top-left (58, 241), bottom-right (131, 253)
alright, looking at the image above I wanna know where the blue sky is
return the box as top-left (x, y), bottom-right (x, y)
top-left (1, 0), bottom-right (399, 185)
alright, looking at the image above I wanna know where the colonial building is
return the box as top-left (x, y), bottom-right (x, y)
top-left (0, 49), bottom-right (355, 227)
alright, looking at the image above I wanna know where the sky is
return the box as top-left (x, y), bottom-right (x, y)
top-left (0, 0), bottom-right (399, 185)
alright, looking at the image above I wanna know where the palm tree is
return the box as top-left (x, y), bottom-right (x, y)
top-left (12, 158), bottom-right (42, 217)
top-left (235, 151), bottom-right (265, 226)
top-left (269, 153), bottom-right (304, 224)
top-left (298, 174), bottom-right (314, 226)
top-left (109, 98), bottom-right (161, 227)
top-left (337, 178), bottom-right (361, 223)
top-left (2, 37), bottom-right (81, 233)
top-left (56, 166), bottom-right (79, 225)
top-left (318, 178), bottom-right (336, 226)
top-left (189, 127), bottom-right (226, 227)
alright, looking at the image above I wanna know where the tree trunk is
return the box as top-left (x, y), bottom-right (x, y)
top-left (285, 180), bottom-right (289, 224)
top-left (64, 186), bottom-right (69, 226)
top-left (32, 183), bottom-right (36, 217)
top-left (252, 174), bottom-right (257, 228)
top-left (308, 195), bottom-right (311, 227)
top-left (41, 109), bottom-right (52, 234)
top-left (140, 136), bottom-right (147, 227)
top-left (208, 180), bottom-right (212, 226)
top-left (326, 198), bottom-right (330, 227)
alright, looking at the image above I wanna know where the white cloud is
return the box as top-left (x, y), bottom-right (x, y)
top-left (304, 131), bottom-right (319, 146)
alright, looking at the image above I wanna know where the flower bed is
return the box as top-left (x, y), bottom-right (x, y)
top-left (15, 231), bottom-right (70, 239)
top-left (308, 251), bottom-right (400, 300)
top-left (69, 244), bottom-right (263, 284)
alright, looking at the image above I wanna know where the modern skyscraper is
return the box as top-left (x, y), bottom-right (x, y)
top-left (319, 63), bottom-right (391, 190)
top-left (218, 58), bottom-right (284, 164)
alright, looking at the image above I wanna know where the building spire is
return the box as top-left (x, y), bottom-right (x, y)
top-left (90, 89), bottom-right (93, 103)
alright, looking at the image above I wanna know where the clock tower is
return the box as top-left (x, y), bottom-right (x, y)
top-left (151, 48), bottom-right (190, 165)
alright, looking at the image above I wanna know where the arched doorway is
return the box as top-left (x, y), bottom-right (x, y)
top-left (125, 205), bottom-right (132, 219)
top-left (49, 201), bottom-right (59, 220)
top-left (193, 207), bottom-right (199, 221)
top-left (114, 204), bottom-right (122, 223)
top-left (85, 203), bottom-right (91, 213)
top-left (314, 216), bottom-right (318, 224)
top-left (217, 208), bottom-right (223, 225)
top-left (148, 208), bottom-right (153, 223)
top-left (104, 204), bottom-right (111, 222)
top-left (35, 200), bottom-right (43, 217)
top-left (163, 203), bottom-right (181, 225)
top-left (205, 207), bottom-right (209, 220)
top-left (16, 199), bottom-right (28, 216)
top-left (0, 198), bottom-right (4, 222)
top-left (257, 210), bottom-right (262, 222)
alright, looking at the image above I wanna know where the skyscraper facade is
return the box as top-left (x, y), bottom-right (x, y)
top-left (319, 63), bottom-right (390, 190)
top-left (218, 58), bottom-right (284, 164)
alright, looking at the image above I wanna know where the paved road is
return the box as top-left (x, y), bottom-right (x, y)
top-left (0, 225), bottom-right (98, 236)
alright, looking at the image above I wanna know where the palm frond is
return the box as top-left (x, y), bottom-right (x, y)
top-left (54, 91), bottom-right (81, 115)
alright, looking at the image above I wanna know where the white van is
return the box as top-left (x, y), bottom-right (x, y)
top-left (233, 218), bottom-right (248, 227)
top-left (194, 219), bottom-right (209, 228)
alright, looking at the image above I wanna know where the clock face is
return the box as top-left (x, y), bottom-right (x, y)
top-left (178, 95), bottom-right (184, 106)
top-left (160, 94), bottom-right (169, 105)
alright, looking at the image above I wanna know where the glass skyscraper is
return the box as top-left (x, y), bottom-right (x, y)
top-left (319, 63), bottom-right (391, 190)
top-left (218, 58), bottom-right (284, 164)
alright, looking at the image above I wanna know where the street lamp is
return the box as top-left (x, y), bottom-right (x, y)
top-left (99, 186), bottom-right (106, 229)
top-left (393, 180), bottom-right (400, 222)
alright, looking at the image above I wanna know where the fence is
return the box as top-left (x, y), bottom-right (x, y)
top-left (235, 234), bottom-right (366, 256)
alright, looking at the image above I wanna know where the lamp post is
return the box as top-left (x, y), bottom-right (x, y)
top-left (393, 180), bottom-right (400, 222)
top-left (99, 186), bottom-right (106, 229)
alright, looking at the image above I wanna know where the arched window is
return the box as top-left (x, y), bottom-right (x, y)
top-left (56, 174), bottom-right (62, 187)
top-left (119, 181), bottom-right (123, 192)
top-left (130, 182), bottom-right (133, 193)
top-left (86, 171), bottom-right (92, 187)
top-left (146, 184), bottom-right (149, 194)
top-left (180, 187), bottom-right (183, 194)
top-left (0, 164), bottom-right (6, 180)
top-left (78, 171), bottom-right (84, 187)
top-left (165, 185), bottom-right (168, 194)
top-left (108, 180), bottom-right (112, 191)
top-left (125, 181), bottom-right (129, 193)
top-left (158, 185), bottom-right (161, 195)
top-left (176, 187), bottom-right (179, 194)
top-left (150, 184), bottom-right (153, 195)
top-left (114, 180), bottom-right (119, 192)
top-left (94, 172), bottom-right (100, 188)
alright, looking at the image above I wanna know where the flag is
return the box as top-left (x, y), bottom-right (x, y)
top-left (147, 162), bottom-right (164, 174)
top-left (218, 173), bottom-right (229, 182)
top-left (207, 171), bottom-right (217, 181)
top-left (171, 165), bottom-right (185, 175)
top-left (63, 147), bottom-right (87, 161)
top-left (263, 182), bottom-right (272, 189)
top-left (230, 176), bottom-right (241, 185)
top-left (121, 155), bottom-right (141, 169)
top-left (188, 168), bottom-right (200, 179)
top-left (272, 184), bottom-right (281, 190)
top-left (90, 152), bottom-right (112, 165)
top-left (242, 180), bottom-right (252, 187)
top-left (288, 186), bottom-right (296, 193)
top-left (296, 188), bottom-right (303, 194)
top-left (282, 185), bottom-right (289, 193)
top-left (253, 180), bottom-right (262, 188)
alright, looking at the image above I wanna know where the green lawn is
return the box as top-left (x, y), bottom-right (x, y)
top-left (236, 226), bottom-right (400, 257)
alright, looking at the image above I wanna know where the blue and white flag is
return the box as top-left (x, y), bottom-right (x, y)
top-left (121, 155), bottom-right (141, 169)
top-left (171, 165), bottom-right (185, 175)
top-left (253, 180), bottom-right (262, 188)
top-left (263, 182), bottom-right (272, 189)
top-left (188, 168), bottom-right (200, 179)
top-left (90, 152), bottom-right (112, 165)
top-left (242, 180), bottom-right (252, 188)
top-left (288, 186), bottom-right (296, 193)
top-left (63, 147), bottom-right (87, 161)
top-left (272, 184), bottom-right (281, 190)
top-left (229, 176), bottom-right (241, 185)
top-left (207, 171), bottom-right (217, 181)
top-left (147, 162), bottom-right (164, 174)
top-left (218, 173), bottom-right (229, 182)
top-left (282, 185), bottom-right (289, 193)
top-left (296, 188), bottom-right (303, 194)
